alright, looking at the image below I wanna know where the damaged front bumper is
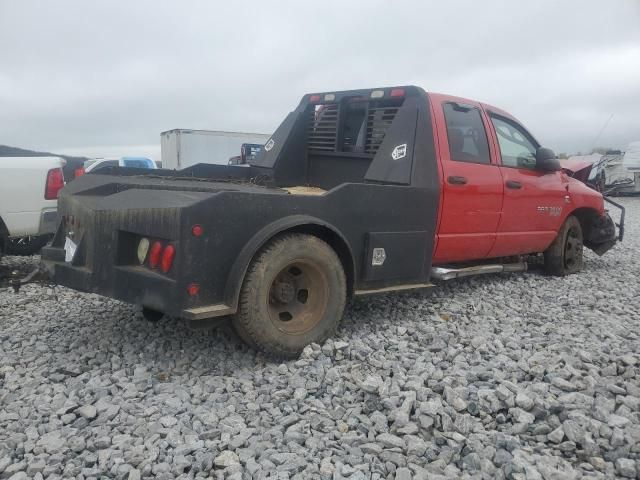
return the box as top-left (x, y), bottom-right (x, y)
top-left (585, 197), bottom-right (625, 256)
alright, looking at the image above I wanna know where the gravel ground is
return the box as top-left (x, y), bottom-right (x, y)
top-left (0, 198), bottom-right (638, 480)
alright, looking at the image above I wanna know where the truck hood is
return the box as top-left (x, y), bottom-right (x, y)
top-left (559, 158), bottom-right (594, 184)
top-left (560, 158), bottom-right (595, 173)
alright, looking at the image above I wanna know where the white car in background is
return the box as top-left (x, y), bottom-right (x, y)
top-left (591, 143), bottom-right (640, 195)
top-left (0, 156), bottom-right (65, 257)
top-left (77, 156), bottom-right (157, 176)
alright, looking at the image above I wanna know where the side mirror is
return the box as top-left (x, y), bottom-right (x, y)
top-left (536, 147), bottom-right (561, 172)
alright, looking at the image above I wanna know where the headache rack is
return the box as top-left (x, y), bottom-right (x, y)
top-left (307, 97), bottom-right (403, 156)
top-left (307, 104), bottom-right (339, 151)
top-left (365, 104), bottom-right (401, 154)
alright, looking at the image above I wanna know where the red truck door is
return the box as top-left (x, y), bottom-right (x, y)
top-left (485, 112), bottom-right (568, 257)
top-left (431, 98), bottom-right (503, 264)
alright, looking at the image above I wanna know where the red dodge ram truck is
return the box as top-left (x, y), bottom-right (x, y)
top-left (40, 86), bottom-right (623, 356)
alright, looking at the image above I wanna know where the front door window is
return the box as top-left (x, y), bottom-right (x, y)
top-left (490, 115), bottom-right (537, 169)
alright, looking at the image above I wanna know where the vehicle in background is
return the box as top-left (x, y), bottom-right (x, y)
top-left (564, 145), bottom-right (640, 195)
top-left (560, 149), bottom-right (640, 195)
top-left (601, 151), bottom-right (634, 193)
top-left (0, 157), bottom-right (65, 257)
top-left (76, 157), bottom-right (157, 177)
top-left (228, 143), bottom-right (264, 166)
top-left (161, 129), bottom-right (270, 170)
top-left (614, 142), bottom-right (640, 195)
top-left (561, 153), bottom-right (609, 192)
top-left (41, 86), bottom-right (623, 357)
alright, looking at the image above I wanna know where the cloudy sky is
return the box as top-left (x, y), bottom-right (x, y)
top-left (1, 0), bottom-right (639, 160)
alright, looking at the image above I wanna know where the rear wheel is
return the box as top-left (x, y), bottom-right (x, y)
top-left (233, 234), bottom-right (346, 358)
top-left (544, 216), bottom-right (583, 276)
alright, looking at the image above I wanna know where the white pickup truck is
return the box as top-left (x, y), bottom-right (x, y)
top-left (0, 157), bottom-right (65, 258)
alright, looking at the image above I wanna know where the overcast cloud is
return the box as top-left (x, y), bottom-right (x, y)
top-left (1, 0), bottom-right (639, 160)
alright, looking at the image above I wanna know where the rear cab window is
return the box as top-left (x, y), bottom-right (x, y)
top-left (443, 102), bottom-right (491, 164)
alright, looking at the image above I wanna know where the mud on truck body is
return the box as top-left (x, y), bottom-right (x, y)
top-left (40, 86), bottom-right (623, 357)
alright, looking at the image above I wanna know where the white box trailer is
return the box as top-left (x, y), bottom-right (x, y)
top-left (160, 129), bottom-right (271, 170)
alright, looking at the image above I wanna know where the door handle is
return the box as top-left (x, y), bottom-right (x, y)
top-left (448, 175), bottom-right (467, 185)
top-left (506, 180), bottom-right (522, 189)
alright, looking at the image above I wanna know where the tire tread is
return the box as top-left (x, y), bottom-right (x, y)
top-left (233, 233), bottom-right (346, 358)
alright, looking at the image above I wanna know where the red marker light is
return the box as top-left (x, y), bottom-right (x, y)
top-left (191, 224), bottom-right (203, 237)
top-left (187, 283), bottom-right (200, 296)
top-left (149, 241), bottom-right (163, 268)
top-left (390, 88), bottom-right (405, 98)
top-left (161, 245), bottom-right (176, 273)
top-left (45, 168), bottom-right (65, 200)
top-left (309, 94), bottom-right (321, 102)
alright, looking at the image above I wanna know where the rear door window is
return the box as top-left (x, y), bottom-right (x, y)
top-left (443, 103), bottom-right (491, 164)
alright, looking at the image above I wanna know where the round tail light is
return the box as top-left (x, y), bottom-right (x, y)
top-left (191, 224), bottom-right (203, 237)
top-left (187, 283), bottom-right (200, 296)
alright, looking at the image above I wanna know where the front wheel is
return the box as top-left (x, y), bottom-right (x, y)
top-left (233, 234), bottom-right (346, 358)
top-left (544, 216), bottom-right (584, 276)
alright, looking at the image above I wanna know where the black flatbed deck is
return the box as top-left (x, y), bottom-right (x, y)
top-left (42, 86), bottom-right (440, 319)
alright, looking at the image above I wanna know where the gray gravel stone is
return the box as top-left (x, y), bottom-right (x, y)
top-left (214, 450), bottom-right (240, 468)
top-left (615, 458), bottom-right (636, 478)
top-left (7, 473), bottom-right (28, 480)
top-left (0, 457), bottom-right (11, 473)
top-left (515, 392), bottom-right (534, 411)
top-left (394, 467), bottom-right (412, 480)
top-left (77, 405), bottom-right (97, 420)
top-left (361, 375), bottom-right (383, 394)
top-left (551, 377), bottom-right (576, 392)
top-left (361, 443), bottom-right (383, 455)
top-left (608, 414), bottom-right (630, 428)
top-left (0, 197), bottom-right (638, 480)
top-left (562, 420), bottom-right (585, 444)
top-left (376, 433), bottom-right (404, 450)
top-left (510, 408), bottom-right (535, 425)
